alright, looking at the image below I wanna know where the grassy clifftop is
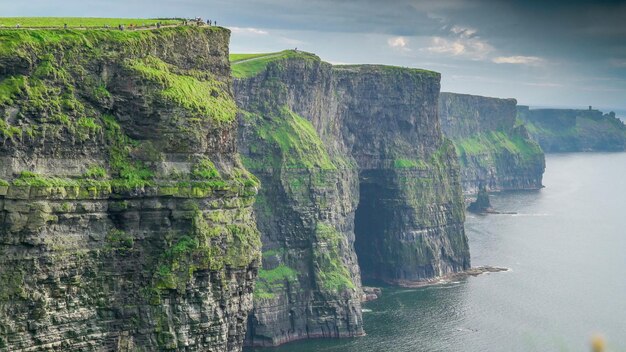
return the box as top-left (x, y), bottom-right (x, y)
top-left (517, 107), bottom-right (626, 152)
top-left (0, 23), bottom-right (247, 191)
top-left (230, 50), bottom-right (321, 78)
top-left (0, 17), bottom-right (183, 28)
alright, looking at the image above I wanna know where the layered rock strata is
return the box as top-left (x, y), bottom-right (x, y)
top-left (233, 52), bottom-right (470, 347)
top-left (439, 93), bottom-right (545, 194)
top-left (0, 27), bottom-right (260, 351)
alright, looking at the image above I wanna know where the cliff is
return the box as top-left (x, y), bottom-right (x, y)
top-left (233, 51), bottom-right (470, 346)
top-left (439, 93), bottom-right (545, 194)
top-left (0, 26), bottom-right (260, 351)
top-left (517, 106), bottom-right (626, 152)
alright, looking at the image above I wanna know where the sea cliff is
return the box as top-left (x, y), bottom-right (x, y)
top-left (0, 26), bottom-right (260, 351)
top-left (233, 51), bottom-right (470, 347)
top-left (517, 106), bottom-right (626, 152)
top-left (439, 93), bottom-right (545, 194)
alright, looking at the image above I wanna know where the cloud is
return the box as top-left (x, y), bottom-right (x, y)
top-left (450, 25), bottom-right (477, 38)
top-left (492, 55), bottom-right (544, 65)
top-left (229, 27), bottom-right (269, 35)
top-left (388, 36), bottom-right (410, 51)
top-left (426, 36), bottom-right (493, 59)
top-left (423, 22), bottom-right (492, 60)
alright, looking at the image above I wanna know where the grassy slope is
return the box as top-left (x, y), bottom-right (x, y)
top-left (455, 130), bottom-right (543, 165)
top-left (0, 17), bottom-right (182, 28)
top-left (0, 25), bottom-right (226, 58)
top-left (229, 50), bottom-right (320, 78)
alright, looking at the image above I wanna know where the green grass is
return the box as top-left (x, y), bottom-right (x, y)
top-left (0, 25), bottom-right (222, 60)
top-left (191, 158), bottom-right (221, 180)
top-left (0, 17), bottom-right (182, 28)
top-left (126, 56), bottom-right (237, 123)
top-left (83, 166), bottom-right (107, 179)
top-left (313, 223), bottom-right (355, 292)
top-left (255, 264), bottom-right (298, 299)
top-left (229, 52), bottom-right (278, 63)
top-left (244, 106), bottom-right (339, 170)
top-left (456, 131), bottom-right (541, 156)
top-left (333, 64), bottom-right (440, 79)
top-left (230, 50), bottom-right (320, 78)
top-left (0, 76), bottom-right (27, 106)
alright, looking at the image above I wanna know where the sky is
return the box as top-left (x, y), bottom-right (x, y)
top-left (3, 0), bottom-right (625, 111)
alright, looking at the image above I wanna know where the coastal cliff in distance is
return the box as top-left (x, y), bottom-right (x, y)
top-left (232, 51), bottom-right (470, 347)
top-left (0, 25), bottom-right (261, 351)
top-left (517, 106), bottom-right (626, 152)
top-left (439, 93), bottom-right (545, 194)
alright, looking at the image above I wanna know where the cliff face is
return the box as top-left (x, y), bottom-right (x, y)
top-left (233, 52), bottom-right (470, 346)
top-left (517, 106), bottom-right (626, 152)
top-left (335, 67), bottom-right (469, 282)
top-left (0, 27), bottom-right (260, 351)
top-left (235, 55), bottom-right (364, 347)
top-left (439, 93), bottom-right (545, 194)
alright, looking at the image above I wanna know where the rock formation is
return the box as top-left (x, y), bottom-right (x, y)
top-left (517, 106), bottom-right (626, 152)
top-left (0, 26), bottom-right (260, 351)
top-left (439, 93), bottom-right (545, 194)
top-left (467, 183), bottom-right (493, 213)
top-left (233, 51), bottom-right (470, 347)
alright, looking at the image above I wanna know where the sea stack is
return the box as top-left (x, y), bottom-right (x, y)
top-left (467, 183), bottom-right (493, 213)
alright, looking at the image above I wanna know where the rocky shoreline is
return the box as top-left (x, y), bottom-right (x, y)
top-left (392, 266), bottom-right (509, 288)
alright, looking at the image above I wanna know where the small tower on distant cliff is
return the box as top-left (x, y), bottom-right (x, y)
top-left (589, 105), bottom-right (593, 111)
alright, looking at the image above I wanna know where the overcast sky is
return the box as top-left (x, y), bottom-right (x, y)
top-left (3, 0), bottom-right (625, 110)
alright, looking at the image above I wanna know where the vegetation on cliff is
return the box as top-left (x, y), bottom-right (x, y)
top-left (517, 106), bottom-right (626, 152)
top-left (439, 93), bottom-right (545, 193)
top-left (0, 17), bottom-right (183, 28)
top-left (455, 130), bottom-right (543, 167)
top-left (230, 50), bottom-right (320, 78)
top-left (241, 106), bottom-right (345, 170)
top-left (0, 23), bottom-right (261, 351)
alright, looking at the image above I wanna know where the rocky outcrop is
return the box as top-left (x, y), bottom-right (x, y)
top-left (233, 52), bottom-right (469, 346)
top-left (467, 183), bottom-right (493, 213)
top-left (0, 27), bottom-right (260, 351)
top-left (439, 93), bottom-right (545, 194)
top-left (517, 106), bottom-right (626, 152)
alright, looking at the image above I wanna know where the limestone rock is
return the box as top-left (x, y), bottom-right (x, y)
top-left (233, 52), bottom-right (470, 347)
top-left (0, 27), bottom-right (260, 352)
